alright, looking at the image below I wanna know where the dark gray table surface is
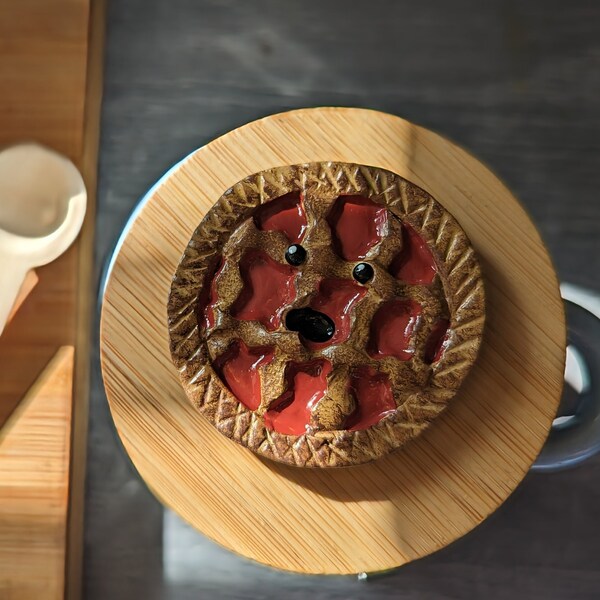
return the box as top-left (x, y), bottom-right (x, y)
top-left (87, 1), bottom-right (600, 598)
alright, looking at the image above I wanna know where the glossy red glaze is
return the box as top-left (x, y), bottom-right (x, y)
top-left (253, 191), bottom-right (307, 243)
top-left (327, 195), bottom-right (388, 261)
top-left (264, 360), bottom-right (333, 435)
top-left (369, 298), bottom-right (422, 360)
top-left (196, 254), bottom-right (224, 330)
top-left (214, 340), bottom-right (274, 411)
top-left (231, 249), bottom-right (297, 331)
top-left (424, 318), bottom-right (450, 364)
top-left (307, 278), bottom-right (367, 348)
top-left (345, 366), bottom-right (396, 431)
top-left (390, 224), bottom-right (437, 285)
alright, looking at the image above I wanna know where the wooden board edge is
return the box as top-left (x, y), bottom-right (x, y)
top-left (65, 0), bottom-right (106, 598)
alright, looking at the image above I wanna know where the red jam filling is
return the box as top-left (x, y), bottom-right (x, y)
top-left (424, 318), bottom-right (450, 364)
top-left (196, 255), bottom-right (225, 330)
top-left (306, 278), bottom-right (367, 348)
top-left (214, 340), bottom-right (274, 411)
top-left (208, 191), bottom-right (450, 433)
top-left (344, 366), bottom-right (396, 431)
top-left (369, 298), bottom-right (422, 360)
top-left (390, 224), bottom-right (437, 285)
top-left (231, 249), bottom-right (297, 331)
top-left (327, 195), bottom-right (388, 261)
top-left (264, 359), bottom-right (332, 435)
top-left (253, 191), bottom-right (307, 243)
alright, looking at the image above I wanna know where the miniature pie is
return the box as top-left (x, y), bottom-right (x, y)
top-left (168, 162), bottom-right (485, 467)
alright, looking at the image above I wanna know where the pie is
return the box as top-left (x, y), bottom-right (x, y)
top-left (167, 162), bottom-right (485, 467)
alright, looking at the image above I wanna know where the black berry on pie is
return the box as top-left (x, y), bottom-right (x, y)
top-left (285, 244), bottom-right (306, 266)
top-left (352, 262), bottom-right (374, 284)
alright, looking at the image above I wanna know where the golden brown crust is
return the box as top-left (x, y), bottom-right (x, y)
top-left (168, 162), bottom-right (485, 467)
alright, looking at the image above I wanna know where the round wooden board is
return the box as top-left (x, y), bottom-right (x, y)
top-left (100, 107), bottom-right (565, 575)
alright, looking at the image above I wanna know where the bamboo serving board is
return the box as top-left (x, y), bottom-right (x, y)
top-left (100, 107), bottom-right (565, 574)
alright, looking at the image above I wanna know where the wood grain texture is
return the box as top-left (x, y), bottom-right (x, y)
top-left (0, 347), bottom-right (74, 600)
top-left (0, 0), bottom-right (88, 422)
top-left (100, 107), bottom-right (565, 574)
top-left (6, 271), bottom-right (39, 334)
top-left (66, 1), bottom-right (106, 598)
top-left (0, 0), bottom-right (103, 598)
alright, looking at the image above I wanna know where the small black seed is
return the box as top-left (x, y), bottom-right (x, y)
top-left (353, 262), bottom-right (374, 284)
top-left (285, 244), bottom-right (307, 266)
